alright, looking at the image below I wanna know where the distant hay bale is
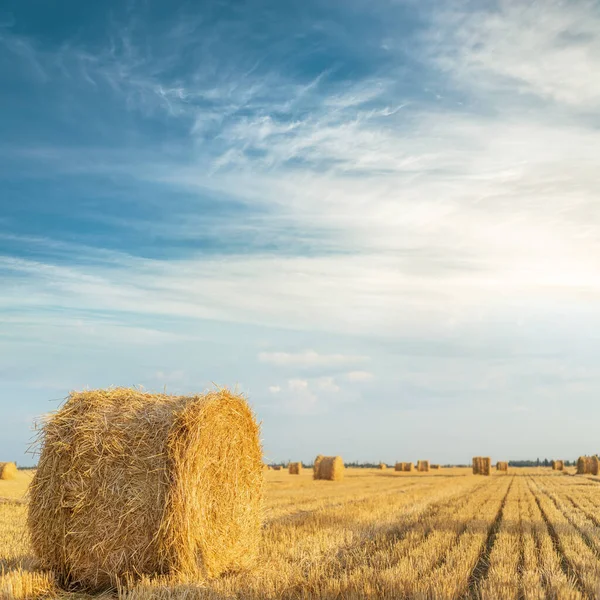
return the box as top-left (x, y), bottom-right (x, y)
top-left (272, 465), bottom-right (282, 471)
top-left (313, 455), bottom-right (344, 481)
top-left (576, 456), bottom-right (599, 475)
top-left (394, 462), bottom-right (413, 472)
top-left (28, 388), bottom-right (263, 591)
top-left (288, 462), bottom-right (302, 475)
top-left (496, 461), bottom-right (508, 472)
top-left (313, 455), bottom-right (324, 479)
top-left (378, 463), bottom-right (387, 470)
top-left (551, 460), bottom-right (564, 471)
top-left (430, 464), bottom-right (440, 470)
top-left (0, 462), bottom-right (17, 480)
top-left (480, 457), bottom-right (491, 476)
top-left (417, 460), bottom-right (429, 472)
top-left (473, 457), bottom-right (491, 476)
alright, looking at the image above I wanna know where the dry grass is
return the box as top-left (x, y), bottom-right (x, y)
top-left (4, 466), bottom-right (600, 599)
top-left (28, 388), bottom-right (263, 591)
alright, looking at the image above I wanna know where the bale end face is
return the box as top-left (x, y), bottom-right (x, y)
top-left (27, 388), bottom-right (263, 591)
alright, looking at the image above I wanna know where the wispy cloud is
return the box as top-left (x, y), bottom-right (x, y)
top-left (346, 371), bottom-right (373, 382)
top-left (258, 350), bottom-right (368, 367)
top-left (3, 0), bottom-right (600, 460)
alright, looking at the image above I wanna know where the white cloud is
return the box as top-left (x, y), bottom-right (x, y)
top-left (429, 0), bottom-right (600, 108)
top-left (258, 350), bottom-right (368, 367)
top-left (288, 379), bottom-right (308, 391)
top-left (316, 377), bottom-right (340, 393)
top-left (346, 371), bottom-right (373, 382)
top-left (268, 385), bottom-right (281, 394)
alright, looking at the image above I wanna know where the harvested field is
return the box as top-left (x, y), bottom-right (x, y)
top-left (3, 467), bottom-right (600, 598)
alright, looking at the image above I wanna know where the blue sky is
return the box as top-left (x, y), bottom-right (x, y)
top-left (2, 0), bottom-right (600, 465)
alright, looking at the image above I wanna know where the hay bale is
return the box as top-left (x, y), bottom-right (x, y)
top-left (313, 455), bottom-right (324, 479)
top-left (577, 456), bottom-right (586, 474)
top-left (473, 457), bottom-right (491, 475)
top-left (272, 465), bottom-right (282, 471)
top-left (430, 464), bottom-right (440, 470)
top-left (28, 388), bottom-right (263, 591)
top-left (395, 462), bottom-right (413, 472)
top-left (378, 463), bottom-right (387, 470)
top-left (496, 461), bottom-right (508, 472)
top-left (417, 460), bottom-right (429, 472)
top-left (288, 462), bottom-right (302, 475)
top-left (591, 456), bottom-right (600, 476)
top-left (0, 462), bottom-right (17, 480)
top-left (480, 457), bottom-right (491, 476)
top-left (313, 455), bottom-right (344, 481)
top-left (551, 460), bottom-right (564, 471)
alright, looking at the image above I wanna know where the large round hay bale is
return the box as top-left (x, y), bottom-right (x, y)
top-left (28, 388), bottom-right (263, 591)
top-left (313, 455), bottom-right (344, 481)
top-left (417, 460), bottom-right (430, 472)
top-left (496, 461), bottom-right (508, 472)
top-left (0, 462), bottom-right (17, 480)
top-left (288, 462), bottom-right (302, 475)
top-left (378, 463), bottom-right (387, 470)
top-left (577, 456), bottom-right (586, 474)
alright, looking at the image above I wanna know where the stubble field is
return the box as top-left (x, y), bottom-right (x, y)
top-left (2, 467), bottom-right (600, 599)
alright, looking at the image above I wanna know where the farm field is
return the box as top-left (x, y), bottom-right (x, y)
top-left (2, 468), bottom-right (600, 599)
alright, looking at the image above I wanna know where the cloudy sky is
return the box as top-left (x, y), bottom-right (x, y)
top-left (2, 0), bottom-right (599, 466)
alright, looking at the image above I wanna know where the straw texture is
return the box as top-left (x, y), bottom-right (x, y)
top-left (496, 461), bottom-right (508, 472)
top-left (417, 460), bottom-right (430, 473)
top-left (0, 462), bottom-right (17, 480)
top-left (28, 388), bottom-right (263, 591)
top-left (313, 455), bottom-right (344, 481)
